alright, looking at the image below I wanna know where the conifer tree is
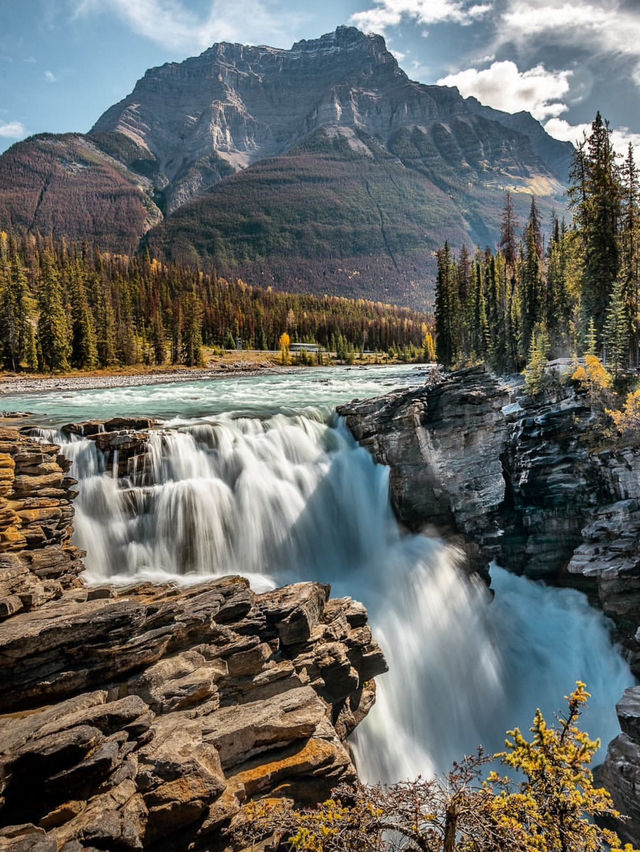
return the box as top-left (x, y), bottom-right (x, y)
top-left (570, 113), bottom-right (622, 337)
top-left (603, 276), bottom-right (629, 375)
top-left (95, 282), bottom-right (117, 367)
top-left (181, 291), bottom-right (204, 367)
top-left (434, 242), bottom-right (459, 367)
top-left (618, 143), bottom-right (640, 365)
top-left (499, 191), bottom-right (519, 267)
top-left (37, 252), bottom-right (70, 372)
top-left (69, 263), bottom-right (97, 369)
top-left (151, 311), bottom-right (166, 366)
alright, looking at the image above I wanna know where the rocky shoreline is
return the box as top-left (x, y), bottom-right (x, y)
top-left (0, 426), bottom-right (386, 851)
top-left (0, 364), bottom-right (293, 401)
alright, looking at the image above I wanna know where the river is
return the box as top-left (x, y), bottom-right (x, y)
top-left (4, 364), bottom-right (634, 781)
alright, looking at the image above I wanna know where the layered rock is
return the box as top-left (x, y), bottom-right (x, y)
top-left (0, 426), bottom-right (84, 620)
top-left (0, 427), bottom-right (386, 851)
top-left (597, 687), bottom-right (640, 845)
top-left (338, 366), bottom-right (509, 578)
top-left (340, 370), bottom-right (640, 664)
top-left (499, 394), bottom-right (602, 582)
top-left (340, 367), bottom-right (640, 843)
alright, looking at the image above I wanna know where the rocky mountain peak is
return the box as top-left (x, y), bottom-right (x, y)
top-left (291, 25), bottom-right (396, 63)
top-left (0, 26), bottom-right (574, 308)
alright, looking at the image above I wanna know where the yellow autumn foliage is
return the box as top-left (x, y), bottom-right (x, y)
top-left (233, 684), bottom-right (639, 852)
top-left (608, 389), bottom-right (640, 439)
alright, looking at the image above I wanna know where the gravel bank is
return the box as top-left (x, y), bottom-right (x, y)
top-left (0, 364), bottom-right (290, 399)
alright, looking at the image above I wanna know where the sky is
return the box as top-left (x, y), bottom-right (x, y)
top-left (1, 0), bottom-right (639, 159)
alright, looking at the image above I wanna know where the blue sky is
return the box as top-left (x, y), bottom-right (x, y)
top-left (1, 0), bottom-right (639, 157)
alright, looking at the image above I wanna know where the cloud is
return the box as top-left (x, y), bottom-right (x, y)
top-left (545, 117), bottom-right (640, 160)
top-left (73, 0), bottom-right (293, 51)
top-left (438, 61), bottom-right (572, 120)
top-left (0, 121), bottom-right (27, 139)
top-left (350, 0), bottom-right (493, 36)
top-left (498, 1), bottom-right (640, 88)
top-left (44, 70), bottom-right (57, 82)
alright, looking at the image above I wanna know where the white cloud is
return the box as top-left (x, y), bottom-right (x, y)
top-left (499, 1), bottom-right (640, 88)
top-left (438, 61), bottom-right (572, 120)
top-left (350, 0), bottom-right (493, 36)
top-left (73, 0), bottom-right (292, 51)
top-left (545, 117), bottom-right (640, 160)
top-left (0, 121), bottom-right (27, 139)
top-left (44, 70), bottom-right (57, 82)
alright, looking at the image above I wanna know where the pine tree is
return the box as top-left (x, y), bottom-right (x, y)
top-left (520, 197), bottom-right (545, 356)
top-left (618, 143), bottom-right (640, 365)
top-left (151, 311), bottom-right (166, 365)
top-left (181, 291), bottom-right (204, 366)
top-left (571, 113), bottom-right (622, 338)
top-left (69, 263), bottom-right (97, 369)
top-left (434, 242), bottom-right (459, 367)
top-left (37, 252), bottom-right (71, 372)
top-left (603, 276), bottom-right (629, 376)
top-left (499, 191), bottom-right (519, 267)
top-left (95, 283), bottom-right (117, 367)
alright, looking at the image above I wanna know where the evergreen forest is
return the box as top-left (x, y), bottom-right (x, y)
top-left (0, 233), bottom-right (429, 373)
top-left (434, 113), bottom-right (640, 377)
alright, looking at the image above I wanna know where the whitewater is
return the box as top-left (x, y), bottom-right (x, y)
top-left (6, 364), bottom-right (634, 781)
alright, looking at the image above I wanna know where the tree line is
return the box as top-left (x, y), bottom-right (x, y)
top-left (0, 232), bottom-right (430, 373)
top-left (434, 112), bottom-right (640, 376)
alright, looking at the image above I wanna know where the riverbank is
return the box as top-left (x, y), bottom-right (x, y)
top-left (0, 350), bottom-right (416, 401)
top-left (0, 350), bottom-right (287, 399)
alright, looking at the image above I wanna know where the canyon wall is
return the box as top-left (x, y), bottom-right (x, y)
top-left (339, 366), bottom-right (640, 842)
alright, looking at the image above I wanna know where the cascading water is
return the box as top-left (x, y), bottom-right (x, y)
top-left (18, 367), bottom-right (635, 782)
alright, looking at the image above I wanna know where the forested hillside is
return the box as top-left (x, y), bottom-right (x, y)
top-left (434, 113), bottom-right (639, 377)
top-left (0, 233), bottom-right (429, 373)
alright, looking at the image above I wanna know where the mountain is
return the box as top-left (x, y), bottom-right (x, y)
top-left (0, 27), bottom-right (573, 308)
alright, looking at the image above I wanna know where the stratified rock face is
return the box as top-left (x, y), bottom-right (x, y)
top-left (0, 27), bottom-right (571, 307)
top-left (0, 426), bottom-right (84, 619)
top-left (0, 427), bottom-right (386, 851)
top-left (597, 687), bottom-right (640, 845)
top-left (340, 369), bottom-right (640, 846)
top-left (338, 366), bottom-right (509, 578)
top-left (339, 371), bottom-right (640, 669)
top-left (499, 395), bottom-right (603, 582)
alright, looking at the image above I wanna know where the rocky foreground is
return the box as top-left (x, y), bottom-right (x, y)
top-left (0, 427), bottom-right (386, 851)
top-left (339, 365), bottom-right (640, 844)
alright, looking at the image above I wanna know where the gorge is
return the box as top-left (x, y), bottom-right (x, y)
top-left (1, 364), bottom-right (639, 849)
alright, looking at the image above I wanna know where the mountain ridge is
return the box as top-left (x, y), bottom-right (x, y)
top-left (0, 26), bottom-right (573, 308)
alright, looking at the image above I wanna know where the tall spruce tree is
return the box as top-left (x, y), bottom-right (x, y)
top-left (570, 113), bottom-right (622, 338)
top-left (434, 242), bottom-right (459, 367)
top-left (618, 143), bottom-right (640, 365)
top-left (69, 262), bottom-right (97, 369)
top-left (603, 276), bottom-right (629, 376)
top-left (37, 252), bottom-right (70, 372)
top-left (520, 198), bottom-right (545, 356)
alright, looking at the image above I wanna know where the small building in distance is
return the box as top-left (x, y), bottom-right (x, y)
top-left (289, 342), bottom-right (320, 353)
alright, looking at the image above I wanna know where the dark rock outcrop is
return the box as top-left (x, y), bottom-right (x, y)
top-left (338, 366), bottom-right (509, 579)
top-left (597, 686), bottom-right (640, 845)
top-left (0, 427), bottom-right (386, 851)
top-left (340, 366), bottom-right (640, 842)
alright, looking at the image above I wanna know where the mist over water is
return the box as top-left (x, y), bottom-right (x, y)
top-left (28, 367), bottom-right (634, 782)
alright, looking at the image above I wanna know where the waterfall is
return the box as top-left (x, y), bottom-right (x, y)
top-left (41, 407), bottom-right (634, 783)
